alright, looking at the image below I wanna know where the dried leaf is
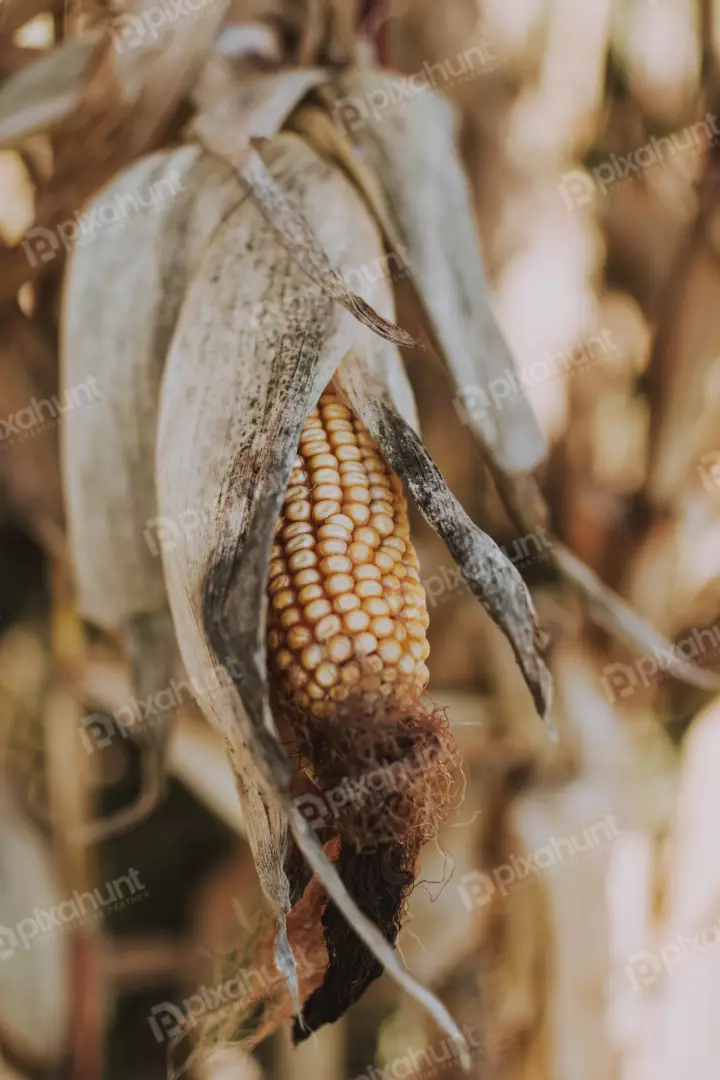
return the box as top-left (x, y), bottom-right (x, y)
top-left (0, 37), bottom-right (100, 148)
top-left (335, 354), bottom-right (554, 726)
top-left (194, 102), bottom-right (418, 349)
top-left (156, 131), bottom-right (469, 1061)
top-left (553, 542), bottom-right (720, 693)
top-left (322, 69), bottom-right (547, 476)
top-left (62, 146), bottom-right (244, 631)
top-left (61, 144), bottom-right (249, 833)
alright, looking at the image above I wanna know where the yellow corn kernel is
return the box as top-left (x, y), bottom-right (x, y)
top-left (267, 388), bottom-right (430, 718)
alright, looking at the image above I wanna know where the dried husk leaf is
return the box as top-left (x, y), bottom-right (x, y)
top-left (155, 131), bottom-right (469, 1063)
top-left (61, 146), bottom-right (250, 836)
top-left (321, 69), bottom-right (547, 477)
top-left (62, 146), bottom-right (246, 625)
top-left (194, 96), bottom-right (418, 349)
top-left (59, 66), bottom-right (364, 841)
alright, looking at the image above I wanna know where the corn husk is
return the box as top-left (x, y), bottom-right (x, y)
top-left (155, 129), bottom-right (466, 1057)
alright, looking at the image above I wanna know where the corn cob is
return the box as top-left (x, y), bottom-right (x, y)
top-left (268, 387), bottom-right (430, 719)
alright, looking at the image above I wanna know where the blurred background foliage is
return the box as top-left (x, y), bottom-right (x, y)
top-left (2, 0), bottom-right (720, 1078)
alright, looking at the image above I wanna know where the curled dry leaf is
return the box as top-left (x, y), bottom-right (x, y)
top-left (61, 144), bottom-right (250, 833)
top-left (156, 131), bottom-right (470, 1065)
top-left (319, 69), bottom-right (547, 477)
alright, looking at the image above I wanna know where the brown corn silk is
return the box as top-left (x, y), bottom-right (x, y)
top-left (266, 386), bottom-right (458, 1038)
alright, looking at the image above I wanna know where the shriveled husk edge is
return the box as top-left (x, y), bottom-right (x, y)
top-left (154, 132), bottom-right (471, 1069)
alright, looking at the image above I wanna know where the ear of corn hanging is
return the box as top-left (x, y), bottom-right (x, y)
top-left (268, 386), bottom-right (430, 720)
